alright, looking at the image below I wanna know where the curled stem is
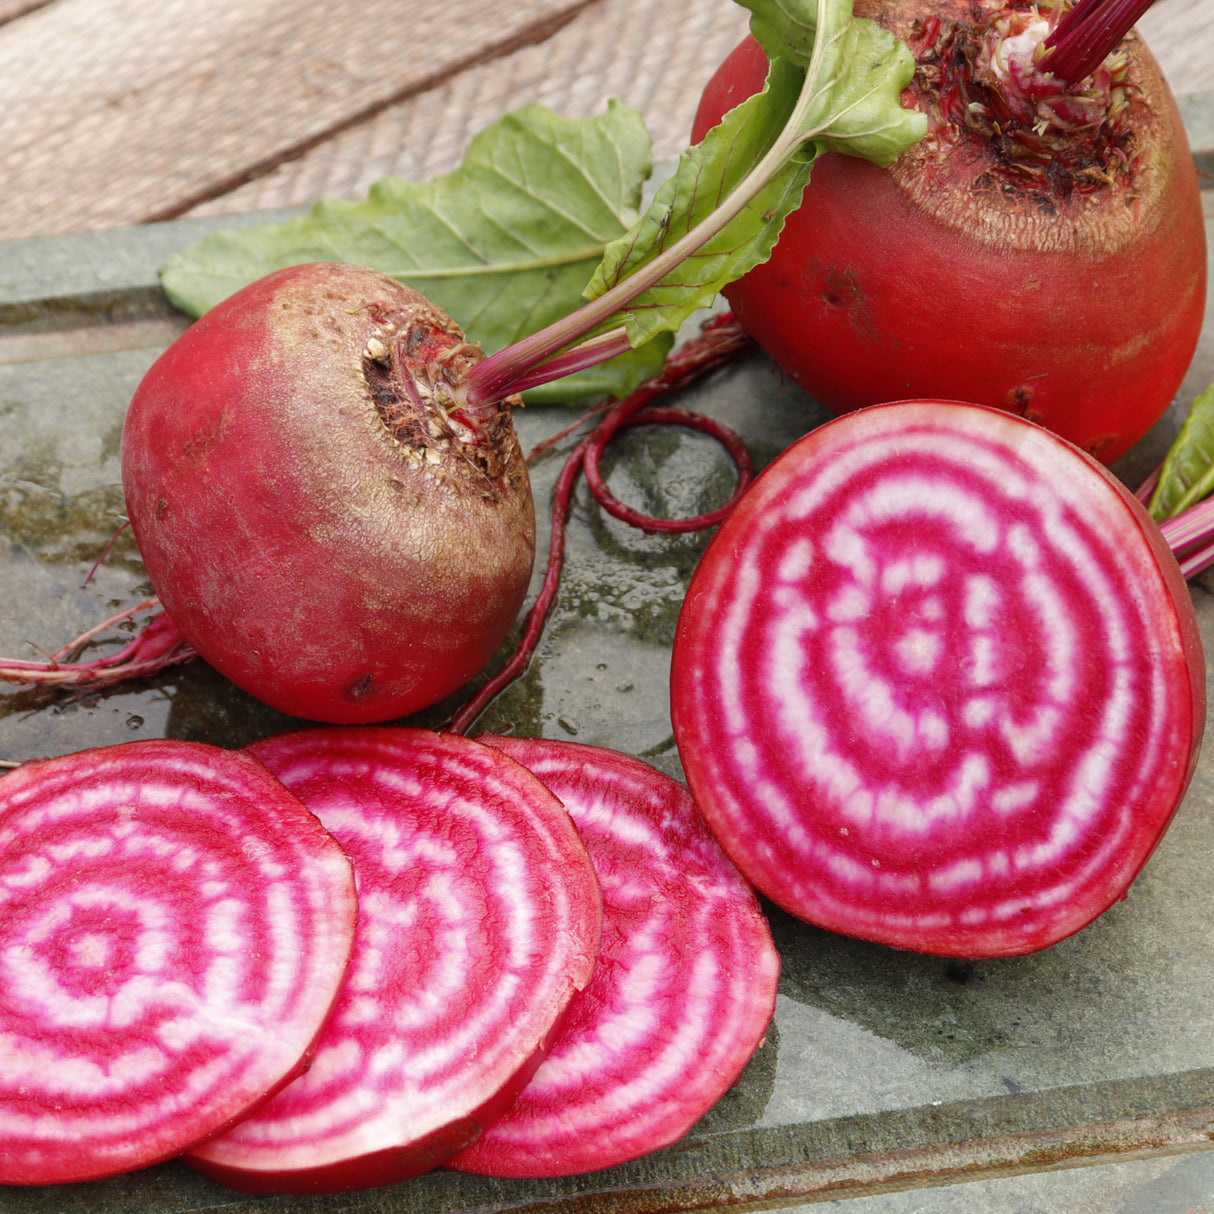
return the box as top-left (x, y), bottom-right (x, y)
top-left (449, 312), bottom-right (754, 735)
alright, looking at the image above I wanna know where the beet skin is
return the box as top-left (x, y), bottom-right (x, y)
top-left (122, 262), bottom-right (536, 723)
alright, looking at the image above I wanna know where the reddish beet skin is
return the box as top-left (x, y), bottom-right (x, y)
top-left (448, 736), bottom-right (779, 1178)
top-left (186, 727), bottom-right (602, 1195)
top-left (671, 401), bottom-right (1205, 958)
top-left (122, 262), bottom-right (535, 724)
top-left (0, 740), bottom-right (357, 1185)
top-left (691, 6), bottom-right (1207, 464)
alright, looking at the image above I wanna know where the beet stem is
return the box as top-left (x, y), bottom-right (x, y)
top-left (464, 63), bottom-right (835, 408)
top-left (500, 329), bottom-right (634, 398)
top-left (1042, 0), bottom-right (1157, 84)
top-left (1135, 465), bottom-right (1160, 504)
top-left (1159, 496), bottom-right (1214, 553)
top-left (448, 313), bottom-right (753, 734)
top-left (1177, 540), bottom-right (1214, 580)
top-left (1158, 496), bottom-right (1214, 580)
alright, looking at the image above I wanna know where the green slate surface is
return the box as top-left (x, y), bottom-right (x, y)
top-left (0, 97), bottom-right (1212, 1214)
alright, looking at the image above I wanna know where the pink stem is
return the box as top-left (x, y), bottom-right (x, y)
top-left (582, 405), bottom-right (754, 533)
top-left (1158, 496), bottom-right (1214, 556)
top-left (1177, 539), bottom-right (1214, 581)
top-left (82, 521), bottom-right (131, 588)
top-left (1134, 465), bottom-right (1159, 504)
top-left (448, 312), bottom-right (753, 734)
top-left (1043, 0), bottom-right (1157, 84)
top-left (494, 329), bottom-right (634, 399)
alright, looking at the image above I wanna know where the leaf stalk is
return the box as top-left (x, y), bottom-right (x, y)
top-left (463, 0), bottom-right (845, 407)
top-left (1042, 0), bottom-right (1157, 85)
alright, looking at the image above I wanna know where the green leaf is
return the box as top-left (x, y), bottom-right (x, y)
top-left (1149, 383), bottom-right (1214, 521)
top-left (742, 0), bottom-right (834, 62)
top-left (577, 0), bottom-right (924, 352)
top-left (737, 0), bottom-right (924, 166)
top-left (582, 59), bottom-right (813, 348)
top-left (160, 102), bottom-right (663, 401)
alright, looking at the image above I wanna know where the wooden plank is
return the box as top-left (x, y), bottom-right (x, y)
top-left (0, 0), bottom-right (48, 23)
top-left (0, 0), bottom-right (591, 241)
top-left (184, 0), bottom-right (752, 220)
top-left (1182, 95), bottom-right (1214, 182)
top-left (0, 0), bottom-right (1209, 246)
top-left (182, 0), bottom-right (1214, 225)
top-left (1138, 0), bottom-right (1214, 96)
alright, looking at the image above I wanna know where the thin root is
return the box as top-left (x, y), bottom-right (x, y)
top-left (0, 599), bottom-right (197, 690)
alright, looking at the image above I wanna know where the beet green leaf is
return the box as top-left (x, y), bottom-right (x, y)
top-left (576, 0), bottom-right (924, 351)
top-left (159, 102), bottom-right (668, 403)
top-left (1150, 383), bottom-right (1214, 521)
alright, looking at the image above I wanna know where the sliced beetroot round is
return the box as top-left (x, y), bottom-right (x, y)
top-left (186, 726), bottom-right (602, 1195)
top-left (0, 739), bottom-right (357, 1185)
top-left (671, 401), bottom-right (1206, 959)
top-left (447, 736), bottom-right (780, 1179)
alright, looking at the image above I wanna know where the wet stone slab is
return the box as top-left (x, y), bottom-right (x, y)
top-left (0, 151), bottom-right (1213, 1211)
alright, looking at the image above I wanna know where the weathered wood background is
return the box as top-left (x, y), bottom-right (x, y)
top-left (0, 0), bottom-right (1211, 244)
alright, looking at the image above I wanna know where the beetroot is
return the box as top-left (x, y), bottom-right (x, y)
top-left (185, 726), bottom-right (602, 1195)
top-left (121, 261), bottom-right (535, 724)
top-left (690, 3), bottom-right (1207, 464)
top-left (0, 740), bottom-right (357, 1185)
top-left (447, 736), bottom-right (779, 1178)
top-left (670, 401), bottom-right (1205, 958)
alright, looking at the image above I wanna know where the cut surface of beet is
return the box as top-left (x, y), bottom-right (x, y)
top-left (186, 726), bottom-right (602, 1195)
top-left (447, 736), bottom-right (779, 1178)
top-left (671, 401), bottom-right (1205, 958)
top-left (0, 739), bottom-right (357, 1185)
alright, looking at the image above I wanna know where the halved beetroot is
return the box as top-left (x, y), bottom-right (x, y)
top-left (186, 726), bottom-right (602, 1195)
top-left (671, 401), bottom-right (1205, 958)
top-left (0, 740), bottom-right (357, 1185)
top-left (448, 736), bottom-right (779, 1178)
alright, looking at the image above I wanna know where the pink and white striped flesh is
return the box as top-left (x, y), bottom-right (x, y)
top-left (671, 401), bottom-right (1206, 958)
top-left (0, 739), bottom-right (357, 1185)
top-left (186, 727), bottom-right (602, 1195)
top-left (447, 736), bottom-right (780, 1178)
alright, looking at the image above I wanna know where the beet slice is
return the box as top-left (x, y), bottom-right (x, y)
top-left (186, 726), bottom-right (602, 1195)
top-left (671, 401), bottom-right (1206, 959)
top-left (0, 739), bottom-right (357, 1185)
top-left (447, 736), bottom-right (780, 1178)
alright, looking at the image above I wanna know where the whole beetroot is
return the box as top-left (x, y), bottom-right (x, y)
top-left (121, 262), bottom-right (535, 724)
top-left (691, 1), bottom-right (1207, 464)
